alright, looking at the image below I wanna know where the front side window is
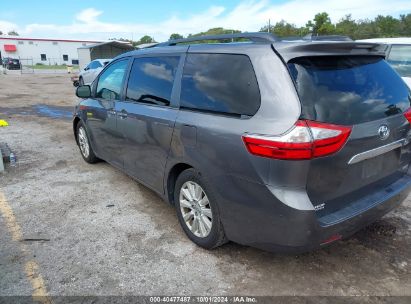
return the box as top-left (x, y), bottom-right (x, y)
top-left (126, 56), bottom-right (179, 106)
top-left (180, 53), bottom-right (261, 116)
top-left (387, 45), bottom-right (411, 77)
top-left (96, 59), bottom-right (128, 100)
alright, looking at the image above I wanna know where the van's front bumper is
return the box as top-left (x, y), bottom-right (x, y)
top-left (216, 173), bottom-right (411, 253)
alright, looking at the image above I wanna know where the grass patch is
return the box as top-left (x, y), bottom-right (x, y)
top-left (26, 65), bottom-right (79, 70)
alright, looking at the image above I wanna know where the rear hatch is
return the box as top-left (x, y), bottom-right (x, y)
top-left (288, 55), bottom-right (411, 217)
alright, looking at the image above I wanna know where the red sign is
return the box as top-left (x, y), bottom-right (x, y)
top-left (4, 44), bottom-right (17, 52)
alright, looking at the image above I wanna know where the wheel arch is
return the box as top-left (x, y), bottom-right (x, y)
top-left (73, 116), bottom-right (81, 144)
top-left (166, 163), bottom-right (193, 205)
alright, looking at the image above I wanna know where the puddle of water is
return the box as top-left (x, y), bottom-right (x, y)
top-left (34, 104), bottom-right (72, 119)
top-left (0, 104), bottom-right (72, 120)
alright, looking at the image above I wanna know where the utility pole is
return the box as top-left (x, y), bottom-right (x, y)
top-left (268, 19), bottom-right (271, 33)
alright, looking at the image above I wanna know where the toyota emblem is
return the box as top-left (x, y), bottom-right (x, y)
top-left (378, 125), bottom-right (390, 140)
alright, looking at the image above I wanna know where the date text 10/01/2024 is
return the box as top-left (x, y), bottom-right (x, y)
top-left (149, 296), bottom-right (257, 303)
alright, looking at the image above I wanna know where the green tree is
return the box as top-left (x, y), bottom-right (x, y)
top-left (169, 33), bottom-right (183, 40)
top-left (374, 15), bottom-right (401, 37)
top-left (135, 35), bottom-right (156, 45)
top-left (7, 30), bottom-right (19, 36)
top-left (400, 14), bottom-right (411, 36)
top-left (353, 19), bottom-right (379, 39)
top-left (191, 27), bottom-right (241, 37)
top-left (306, 12), bottom-right (336, 35)
top-left (335, 15), bottom-right (357, 38)
top-left (260, 20), bottom-right (307, 37)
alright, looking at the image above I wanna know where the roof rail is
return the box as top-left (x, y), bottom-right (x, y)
top-left (280, 34), bottom-right (353, 42)
top-left (303, 34), bottom-right (353, 41)
top-left (157, 32), bottom-right (279, 47)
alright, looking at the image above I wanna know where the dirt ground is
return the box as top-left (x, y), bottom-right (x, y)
top-left (0, 72), bottom-right (410, 300)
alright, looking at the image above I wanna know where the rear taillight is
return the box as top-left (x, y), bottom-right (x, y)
top-left (242, 120), bottom-right (352, 160)
top-left (403, 108), bottom-right (411, 124)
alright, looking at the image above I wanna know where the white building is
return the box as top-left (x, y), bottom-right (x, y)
top-left (0, 36), bottom-right (101, 65)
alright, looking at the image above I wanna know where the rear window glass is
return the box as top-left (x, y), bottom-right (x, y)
top-left (180, 53), bottom-right (260, 116)
top-left (288, 56), bottom-right (411, 125)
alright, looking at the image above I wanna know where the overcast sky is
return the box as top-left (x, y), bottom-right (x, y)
top-left (0, 0), bottom-right (410, 41)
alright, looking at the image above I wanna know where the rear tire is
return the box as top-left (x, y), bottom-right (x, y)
top-left (76, 121), bottom-right (98, 163)
top-left (174, 168), bottom-right (227, 249)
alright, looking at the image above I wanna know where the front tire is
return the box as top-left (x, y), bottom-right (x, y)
top-left (174, 169), bottom-right (227, 249)
top-left (76, 121), bottom-right (98, 163)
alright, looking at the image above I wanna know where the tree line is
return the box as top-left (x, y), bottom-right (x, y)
top-left (169, 12), bottom-right (411, 41)
top-left (260, 12), bottom-right (411, 39)
top-left (3, 11), bottom-right (410, 43)
top-left (0, 30), bottom-right (19, 36)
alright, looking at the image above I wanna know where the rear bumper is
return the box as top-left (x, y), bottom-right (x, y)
top-left (216, 173), bottom-right (411, 253)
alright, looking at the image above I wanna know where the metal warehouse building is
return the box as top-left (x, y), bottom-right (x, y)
top-left (77, 41), bottom-right (135, 69)
top-left (0, 36), bottom-right (101, 65)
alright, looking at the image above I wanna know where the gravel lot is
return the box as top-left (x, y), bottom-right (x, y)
top-left (0, 73), bottom-right (410, 300)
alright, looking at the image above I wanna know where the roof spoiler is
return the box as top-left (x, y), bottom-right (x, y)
top-left (275, 42), bottom-right (389, 62)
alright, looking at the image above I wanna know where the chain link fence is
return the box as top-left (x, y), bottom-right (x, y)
top-left (18, 57), bottom-right (80, 74)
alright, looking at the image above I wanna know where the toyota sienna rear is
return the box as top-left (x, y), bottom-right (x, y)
top-left (73, 33), bottom-right (411, 253)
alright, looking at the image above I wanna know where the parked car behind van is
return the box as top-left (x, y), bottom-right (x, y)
top-left (2, 58), bottom-right (21, 70)
top-left (73, 33), bottom-right (411, 253)
top-left (357, 38), bottom-right (411, 88)
top-left (78, 59), bottom-right (111, 86)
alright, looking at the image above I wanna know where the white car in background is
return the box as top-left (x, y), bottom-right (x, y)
top-left (357, 38), bottom-right (411, 88)
top-left (78, 59), bottom-right (111, 86)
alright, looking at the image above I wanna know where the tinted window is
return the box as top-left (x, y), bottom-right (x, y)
top-left (96, 59), bottom-right (128, 100)
top-left (387, 45), bottom-right (411, 77)
top-left (90, 61), bottom-right (102, 69)
top-left (180, 54), bottom-right (260, 116)
top-left (41, 54), bottom-right (46, 61)
top-left (63, 54), bottom-right (68, 61)
top-left (126, 56), bottom-right (179, 106)
top-left (288, 56), bottom-right (411, 125)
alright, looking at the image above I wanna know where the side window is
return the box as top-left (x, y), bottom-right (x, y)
top-left (96, 59), bottom-right (128, 100)
top-left (387, 45), bottom-right (411, 78)
top-left (180, 53), bottom-right (260, 116)
top-left (126, 56), bottom-right (179, 106)
top-left (90, 61), bottom-right (102, 69)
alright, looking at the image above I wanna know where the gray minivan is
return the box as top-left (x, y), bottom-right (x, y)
top-left (73, 33), bottom-right (411, 253)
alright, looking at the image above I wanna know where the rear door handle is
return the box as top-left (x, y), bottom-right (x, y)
top-left (118, 110), bottom-right (128, 119)
top-left (107, 109), bottom-right (116, 116)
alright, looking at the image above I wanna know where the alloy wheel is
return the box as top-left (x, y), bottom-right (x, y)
top-left (179, 181), bottom-right (213, 238)
top-left (78, 126), bottom-right (90, 158)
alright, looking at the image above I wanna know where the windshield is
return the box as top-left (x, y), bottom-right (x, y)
top-left (387, 45), bottom-right (411, 78)
top-left (288, 56), bottom-right (411, 125)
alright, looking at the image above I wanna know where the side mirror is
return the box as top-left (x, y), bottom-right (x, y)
top-left (76, 85), bottom-right (91, 98)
